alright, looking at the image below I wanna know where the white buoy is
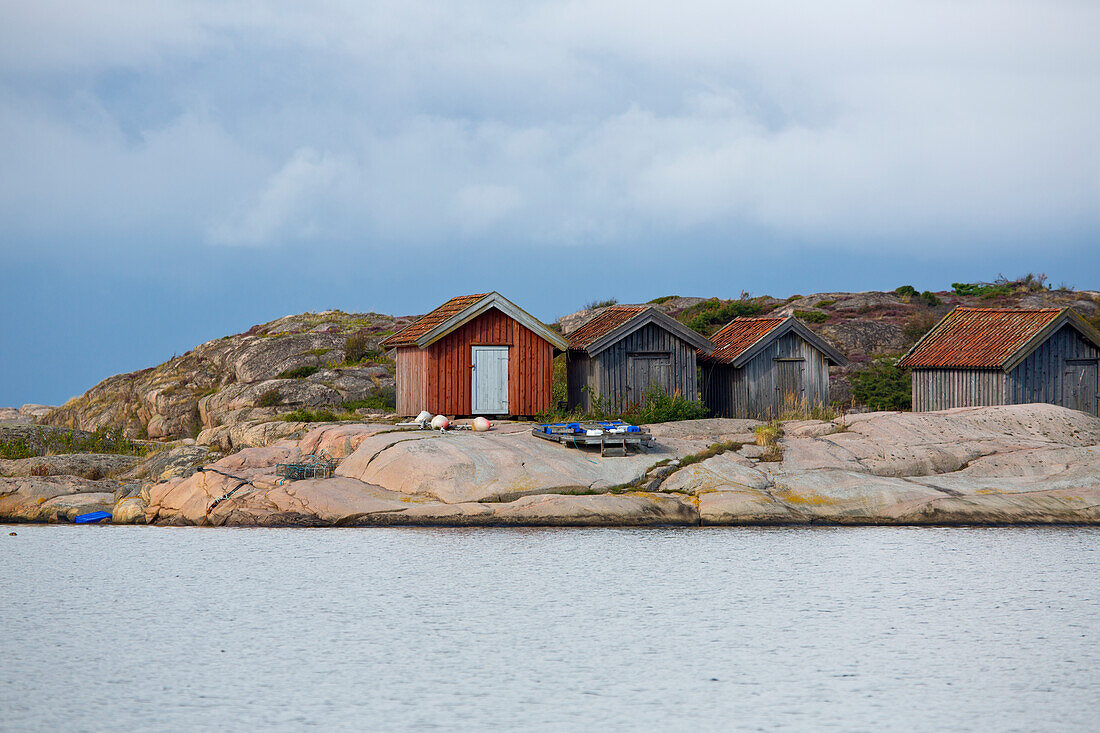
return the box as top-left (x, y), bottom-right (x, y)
top-left (472, 416), bottom-right (492, 432)
top-left (415, 410), bottom-right (432, 424)
top-left (430, 414), bottom-right (450, 430)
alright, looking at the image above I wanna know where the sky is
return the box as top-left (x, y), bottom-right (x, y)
top-left (2, 0), bottom-right (1099, 407)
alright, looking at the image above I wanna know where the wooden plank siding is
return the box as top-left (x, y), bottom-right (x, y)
top-left (1005, 324), bottom-right (1099, 412)
top-left (395, 308), bottom-right (553, 416)
top-left (911, 369), bottom-right (1005, 411)
top-left (567, 323), bottom-right (700, 412)
top-left (394, 347), bottom-right (429, 416)
top-left (913, 324), bottom-right (1100, 416)
top-left (702, 331), bottom-right (831, 419)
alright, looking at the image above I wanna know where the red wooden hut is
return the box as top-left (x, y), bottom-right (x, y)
top-left (381, 292), bottom-right (568, 417)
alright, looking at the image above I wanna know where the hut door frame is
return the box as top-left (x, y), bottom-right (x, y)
top-left (775, 357), bottom-right (805, 413)
top-left (471, 346), bottom-right (510, 414)
top-left (1063, 359), bottom-right (1099, 416)
top-left (627, 353), bottom-right (672, 406)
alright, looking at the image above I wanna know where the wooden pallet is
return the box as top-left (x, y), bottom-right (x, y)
top-left (531, 422), bottom-right (654, 457)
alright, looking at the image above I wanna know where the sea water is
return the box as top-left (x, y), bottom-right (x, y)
top-left (2, 525), bottom-right (1097, 731)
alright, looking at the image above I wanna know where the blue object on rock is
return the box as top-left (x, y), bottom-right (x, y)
top-left (74, 511), bottom-right (112, 524)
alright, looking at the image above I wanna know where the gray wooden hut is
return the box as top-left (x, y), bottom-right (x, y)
top-left (699, 316), bottom-right (848, 419)
top-left (565, 305), bottom-right (714, 412)
top-left (897, 307), bottom-right (1100, 416)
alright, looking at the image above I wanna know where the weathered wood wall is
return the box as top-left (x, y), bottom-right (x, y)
top-left (394, 308), bottom-right (553, 417)
top-left (395, 347), bottom-right (429, 416)
top-left (1005, 324), bottom-right (1099, 415)
top-left (702, 331), bottom-right (831, 419)
top-left (567, 323), bottom-right (699, 412)
top-left (911, 369), bottom-right (1005, 411)
top-left (566, 351), bottom-right (595, 412)
top-left (913, 324), bottom-right (1100, 416)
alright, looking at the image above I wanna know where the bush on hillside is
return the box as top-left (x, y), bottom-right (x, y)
top-left (850, 358), bottom-right (911, 411)
top-left (792, 308), bottom-right (827, 323)
top-left (277, 365), bottom-right (320, 379)
top-left (683, 297), bottom-right (771, 334)
top-left (952, 273), bottom-right (1050, 298)
top-left (345, 332), bottom-right (381, 364)
top-left (258, 389), bottom-right (281, 407)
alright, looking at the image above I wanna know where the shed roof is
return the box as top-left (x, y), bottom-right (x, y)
top-left (567, 305), bottom-right (713, 356)
top-left (897, 307), bottom-right (1100, 370)
top-left (381, 292), bottom-right (568, 350)
top-left (700, 316), bottom-right (848, 367)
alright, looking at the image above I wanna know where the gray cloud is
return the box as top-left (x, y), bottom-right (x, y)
top-left (2, 0), bottom-right (1098, 252)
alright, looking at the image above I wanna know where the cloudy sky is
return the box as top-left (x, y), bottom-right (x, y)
top-left (2, 0), bottom-right (1099, 405)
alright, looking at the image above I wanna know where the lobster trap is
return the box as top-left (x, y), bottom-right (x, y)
top-left (275, 450), bottom-right (339, 482)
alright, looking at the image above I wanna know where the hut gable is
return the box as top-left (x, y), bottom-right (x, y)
top-left (567, 306), bottom-right (713, 355)
top-left (383, 292), bottom-right (567, 351)
top-left (701, 316), bottom-right (847, 367)
top-left (564, 306), bottom-right (713, 412)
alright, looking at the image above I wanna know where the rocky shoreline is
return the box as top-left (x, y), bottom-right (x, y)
top-left (3, 404), bottom-right (1099, 527)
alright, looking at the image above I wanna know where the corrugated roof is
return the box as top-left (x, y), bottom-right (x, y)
top-left (380, 293), bottom-right (490, 348)
top-left (897, 307), bottom-right (1064, 368)
top-left (567, 306), bottom-right (648, 350)
top-left (701, 317), bottom-right (787, 364)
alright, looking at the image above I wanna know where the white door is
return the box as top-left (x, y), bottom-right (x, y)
top-left (472, 346), bottom-right (509, 414)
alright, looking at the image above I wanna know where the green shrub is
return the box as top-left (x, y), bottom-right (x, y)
top-left (540, 383), bottom-right (710, 425)
top-left (648, 295), bottom-right (676, 305)
top-left (814, 300), bottom-right (836, 308)
top-left (793, 309), bottom-right (828, 324)
top-left (894, 285), bottom-right (918, 298)
top-left (951, 274), bottom-right (1048, 299)
top-left (619, 386), bottom-right (710, 424)
top-left (344, 333), bottom-right (380, 364)
top-left (585, 298), bottom-right (619, 310)
top-left (277, 365), bottom-right (320, 379)
top-left (919, 290), bottom-right (941, 307)
top-left (0, 427), bottom-right (149, 459)
top-left (341, 391), bottom-right (396, 412)
top-left (258, 389), bottom-right (281, 407)
top-left (0, 436), bottom-right (33, 459)
top-left (682, 297), bottom-right (771, 334)
top-left (850, 358), bottom-right (911, 411)
top-left (281, 408), bottom-right (337, 423)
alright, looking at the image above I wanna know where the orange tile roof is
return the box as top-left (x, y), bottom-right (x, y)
top-left (381, 293), bottom-right (490, 348)
top-left (567, 306), bottom-right (648, 350)
top-left (701, 317), bottom-right (787, 364)
top-left (897, 307), bottom-right (1064, 368)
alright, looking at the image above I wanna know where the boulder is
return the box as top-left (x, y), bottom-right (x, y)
top-left (659, 453), bottom-right (770, 495)
top-left (698, 491), bottom-right (803, 524)
top-left (334, 426), bottom-right (674, 503)
top-left (0, 453), bottom-right (140, 479)
top-left (120, 445), bottom-right (213, 484)
top-left (297, 423), bottom-right (395, 458)
top-left (196, 420), bottom-right (306, 452)
top-left (0, 475), bottom-right (120, 522)
top-left (112, 496), bottom-right (147, 524)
